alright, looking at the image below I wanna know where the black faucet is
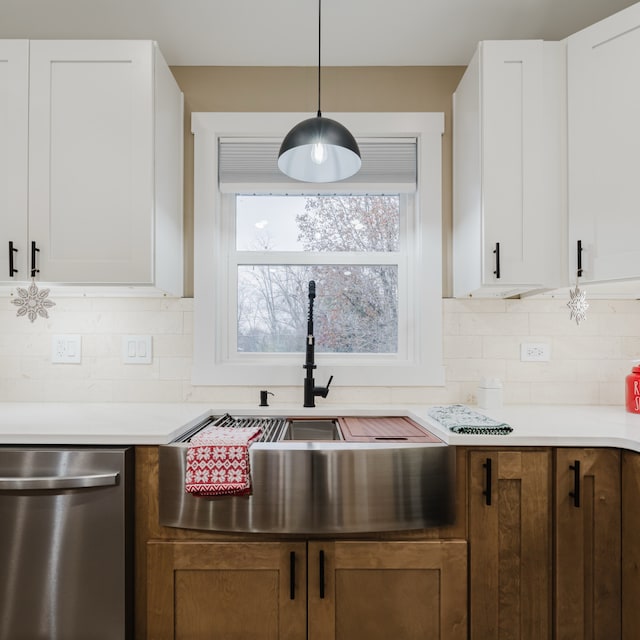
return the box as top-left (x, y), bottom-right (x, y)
top-left (303, 280), bottom-right (333, 408)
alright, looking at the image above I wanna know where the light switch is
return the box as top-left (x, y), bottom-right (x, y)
top-left (52, 335), bottom-right (82, 364)
top-left (122, 335), bottom-right (153, 364)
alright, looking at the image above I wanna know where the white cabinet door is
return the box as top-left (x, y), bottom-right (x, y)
top-left (453, 41), bottom-right (564, 297)
top-left (0, 41), bottom-right (29, 284)
top-left (568, 3), bottom-right (640, 284)
top-left (28, 40), bottom-right (155, 285)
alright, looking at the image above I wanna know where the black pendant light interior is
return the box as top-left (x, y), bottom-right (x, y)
top-left (277, 0), bottom-right (361, 183)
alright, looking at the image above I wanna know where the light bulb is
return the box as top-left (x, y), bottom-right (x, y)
top-left (311, 142), bottom-right (327, 165)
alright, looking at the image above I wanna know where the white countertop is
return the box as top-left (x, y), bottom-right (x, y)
top-left (1, 402), bottom-right (640, 451)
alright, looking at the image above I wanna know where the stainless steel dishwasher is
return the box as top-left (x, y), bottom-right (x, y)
top-left (0, 446), bottom-right (134, 640)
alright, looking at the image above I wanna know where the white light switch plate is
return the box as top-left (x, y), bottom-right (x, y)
top-left (52, 335), bottom-right (82, 364)
top-left (122, 335), bottom-right (153, 364)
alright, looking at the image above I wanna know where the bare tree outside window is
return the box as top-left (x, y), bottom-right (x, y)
top-left (236, 195), bottom-right (400, 354)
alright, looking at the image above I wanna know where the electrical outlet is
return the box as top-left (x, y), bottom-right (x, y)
top-left (52, 335), bottom-right (82, 364)
top-left (122, 335), bottom-right (153, 364)
top-left (520, 342), bottom-right (551, 362)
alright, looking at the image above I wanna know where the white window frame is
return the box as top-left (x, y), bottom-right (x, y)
top-left (192, 112), bottom-right (445, 387)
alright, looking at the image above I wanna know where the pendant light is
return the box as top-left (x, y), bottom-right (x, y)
top-left (278, 0), bottom-right (361, 183)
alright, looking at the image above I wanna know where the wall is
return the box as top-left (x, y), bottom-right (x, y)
top-left (1, 295), bottom-right (638, 406)
top-left (2, 65), bottom-right (638, 407)
top-left (170, 66), bottom-right (465, 297)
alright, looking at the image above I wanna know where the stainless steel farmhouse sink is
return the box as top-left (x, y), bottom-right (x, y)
top-left (159, 413), bottom-right (456, 534)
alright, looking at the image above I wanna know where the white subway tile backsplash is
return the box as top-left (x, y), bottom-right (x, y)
top-left (573, 359), bottom-right (627, 383)
top-left (481, 335), bottom-right (523, 359)
top-left (159, 357), bottom-right (191, 381)
top-left (443, 335), bottom-right (482, 359)
top-left (111, 379), bottom-right (183, 402)
top-left (551, 336), bottom-right (622, 360)
top-left (503, 382), bottom-right (532, 404)
top-left (0, 295), bottom-right (634, 406)
top-left (599, 382), bottom-right (625, 405)
top-left (153, 335), bottom-right (193, 358)
top-left (595, 312), bottom-right (640, 337)
top-left (529, 381), bottom-right (600, 405)
top-left (506, 359), bottom-right (577, 383)
top-left (459, 312), bottom-right (529, 336)
top-left (529, 312), bottom-right (600, 336)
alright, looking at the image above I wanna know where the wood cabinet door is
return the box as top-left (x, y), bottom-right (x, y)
top-left (307, 540), bottom-right (467, 640)
top-left (622, 450), bottom-right (640, 640)
top-left (147, 540), bottom-right (307, 640)
top-left (555, 448), bottom-right (621, 639)
top-left (0, 40), bottom-right (29, 284)
top-left (567, 3), bottom-right (640, 283)
top-left (28, 40), bottom-right (154, 284)
top-left (468, 449), bottom-right (552, 640)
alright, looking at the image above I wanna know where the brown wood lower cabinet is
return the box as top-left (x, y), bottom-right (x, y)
top-left (147, 541), bottom-right (307, 639)
top-left (307, 540), bottom-right (467, 640)
top-left (622, 450), bottom-right (640, 638)
top-left (146, 539), bottom-right (467, 640)
top-left (139, 445), bottom-right (636, 639)
top-left (555, 448), bottom-right (621, 640)
top-left (468, 449), bottom-right (553, 640)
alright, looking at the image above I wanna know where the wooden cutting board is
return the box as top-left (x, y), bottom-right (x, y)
top-left (338, 416), bottom-right (442, 443)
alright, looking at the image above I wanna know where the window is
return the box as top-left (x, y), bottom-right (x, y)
top-left (192, 113), bottom-right (444, 387)
top-left (235, 194), bottom-right (402, 355)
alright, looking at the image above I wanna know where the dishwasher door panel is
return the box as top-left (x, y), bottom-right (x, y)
top-left (0, 447), bottom-right (133, 640)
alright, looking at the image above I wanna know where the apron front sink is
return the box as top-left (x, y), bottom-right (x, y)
top-left (159, 413), bottom-right (456, 534)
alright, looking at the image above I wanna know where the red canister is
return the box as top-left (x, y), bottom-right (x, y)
top-left (626, 361), bottom-right (640, 413)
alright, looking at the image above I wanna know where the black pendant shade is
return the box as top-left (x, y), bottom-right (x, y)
top-left (278, 114), bottom-right (362, 183)
top-left (277, 0), bottom-right (361, 183)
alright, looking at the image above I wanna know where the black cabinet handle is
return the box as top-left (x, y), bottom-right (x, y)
top-left (483, 458), bottom-right (492, 506)
top-left (569, 460), bottom-right (581, 508)
top-left (319, 549), bottom-right (325, 599)
top-left (577, 240), bottom-right (583, 277)
top-left (289, 551), bottom-right (296, 600)
top-left (30, 241), bottom-right (40, 278)
top-left (8, 241), bottom-right (18, 277)
top-left (493, 242), bottom-right (501, 279)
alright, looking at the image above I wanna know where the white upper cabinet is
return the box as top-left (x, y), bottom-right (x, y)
top-left (567, 3), bottom-right (640, 286)
top-left (0, 41), bottom-right (29, 283)
top-left (453, 40), bottom-right (565, 298)
top-left (1, 40), bottom-right (183, 294)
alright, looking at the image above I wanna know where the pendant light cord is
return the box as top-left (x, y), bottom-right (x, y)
top-left (317, 0), bottom-right (322, 117)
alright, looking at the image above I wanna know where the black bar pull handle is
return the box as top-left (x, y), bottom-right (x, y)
top-left (319, 549), bottom-right (325, 599)
top-left (577, 240), bottom-right (583, 277)
top-left (483, 458), bottom-right (493, 506)
top-left (569, 460), bottom-right (581, 508)
top-left (30, 241), bottom-right (40, 278)
top-left (8, 241), bottom-right (18, 277)
top-left (493, 242), bottom-right (501, 279)
top-left (289, 551), bottom-right (296, 600)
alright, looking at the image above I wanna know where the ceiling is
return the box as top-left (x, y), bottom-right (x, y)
top-left (0, 0), bottom-right (636, 66)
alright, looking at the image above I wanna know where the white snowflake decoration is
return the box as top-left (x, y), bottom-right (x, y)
top-left (567, 284), bottom-right (589, 325)
top-left (11, 279), bottom-right (56, 323)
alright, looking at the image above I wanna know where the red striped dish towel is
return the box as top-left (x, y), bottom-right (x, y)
top-left (185, 426), bottom-right (262, 496)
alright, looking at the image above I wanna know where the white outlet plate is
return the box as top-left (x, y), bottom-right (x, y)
top-left (52, 335), bottom-right (82, 364)
top-left (122, 335), bottom-right (153, 364)
top-left (520, 342), bottom-right (551, 362)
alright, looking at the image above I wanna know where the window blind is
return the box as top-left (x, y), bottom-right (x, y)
top-left (218, 138), bottom-right (417, 193)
